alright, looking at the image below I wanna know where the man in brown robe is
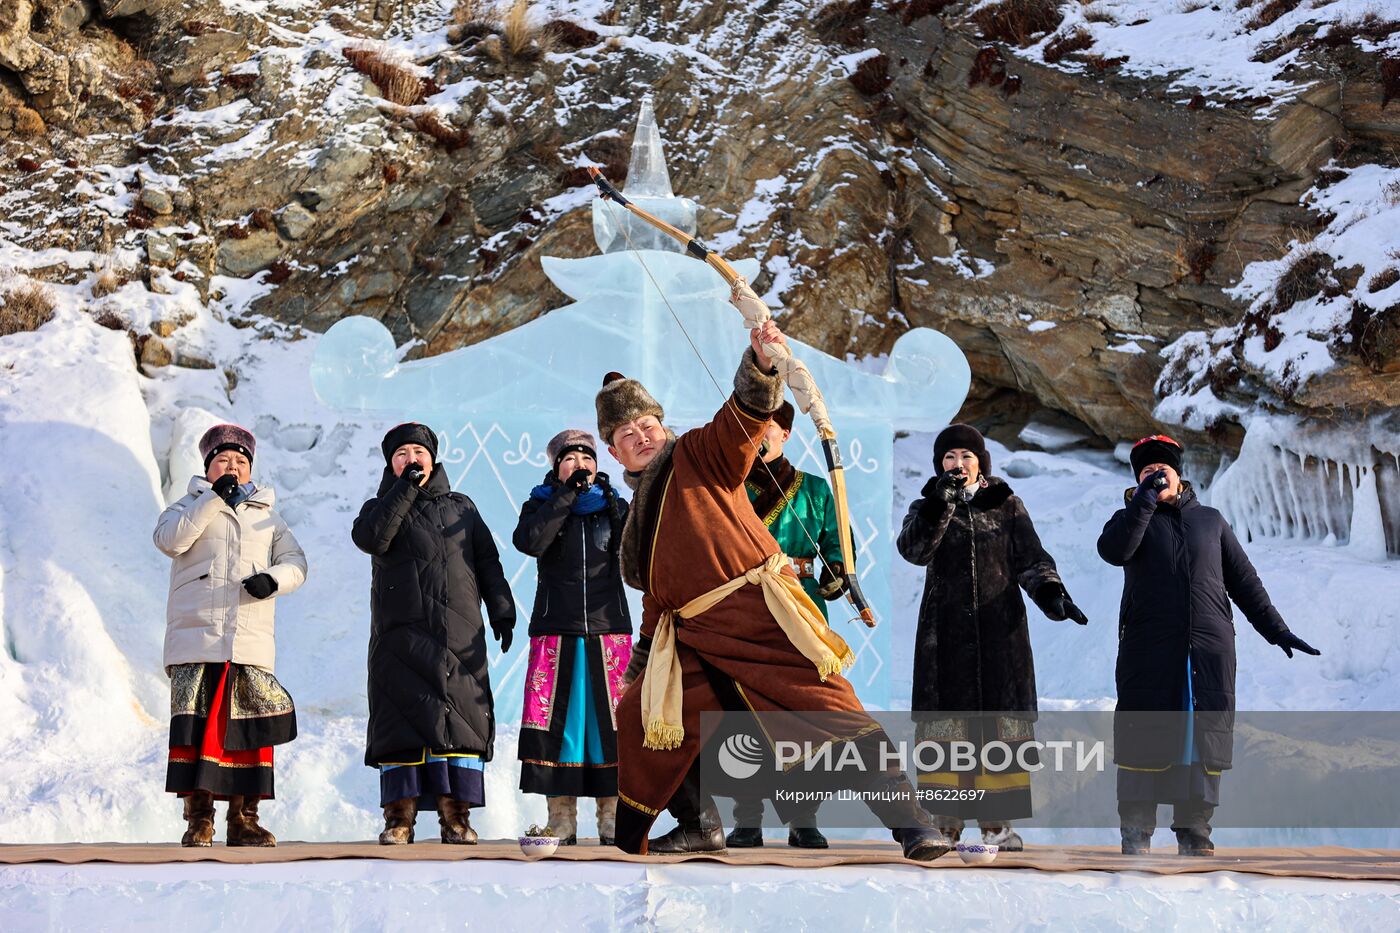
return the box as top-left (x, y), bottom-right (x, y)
top-left (598, 319), bottom-right (948, 860)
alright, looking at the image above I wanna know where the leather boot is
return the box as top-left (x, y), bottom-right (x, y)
top-left (546, 795), bottom-right (578, 845)
top-left (784, 800), bottom-right (827, 848)
top-left (226, 795), bottom-right (277, 847)
top-left (378, 797), bottom-right (417, 845)
top-left (180, 790), bottom-right (216, 847)
top-left (726, 826), bottom-right (764, 847)
top-left (980, 821), bottom-right (1023, 852)
top-left (596, 796), bottom-right (618, 846)
top-left (648, 800), bottom-right (726, 855)
top-left (726, 795), bottom-right (764, 847)
top-left (787, 825), bottom-right (829, 849)
top-left (438, 795), bottom-right (478, 845)
top-left (862, 775), bottom-right (951, 862)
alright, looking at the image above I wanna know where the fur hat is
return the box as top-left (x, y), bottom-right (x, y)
top-left (199, 424), bottom-right (256, 469)
top-left (547, 429), bottom-right (598, 467)
top-left (772, 400), bottom-right (795, 434)
top-left (934, 423), bottom-right (990, 476)
top-left (1130, 434), bottom-right (1184, 478)
top-left (596, 371), bottom-right (664, 446)
top-left (380, 422), bottom-right (439, 465)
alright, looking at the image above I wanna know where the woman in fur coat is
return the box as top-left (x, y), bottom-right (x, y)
top-left (896, 424), bottom-right (1087, 851)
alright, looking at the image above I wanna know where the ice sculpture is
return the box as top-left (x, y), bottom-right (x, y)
top-left (311, 103), bottom-right (972, 719)
top-left (592, 93), bottom-right (697, 254)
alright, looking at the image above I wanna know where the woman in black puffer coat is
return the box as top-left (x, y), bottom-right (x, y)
top-left (897, 424), bottom-right (1087, 851)
top-left (513, 429), bottom-right (633, 846)
top-left (1098, 434), bottom-right (1319, 858)
top-left (352, 422), bottom-right (516, 847)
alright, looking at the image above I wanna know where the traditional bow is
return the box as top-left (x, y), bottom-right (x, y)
top-left (588, 167), bottom-right (876, 628)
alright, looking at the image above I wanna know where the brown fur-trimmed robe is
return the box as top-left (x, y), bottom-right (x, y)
top-left (613, 349), bottom-right (882, 854)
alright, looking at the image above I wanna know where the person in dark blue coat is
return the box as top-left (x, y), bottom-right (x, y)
top-left (1097, 434), bottom-right (1319, 857)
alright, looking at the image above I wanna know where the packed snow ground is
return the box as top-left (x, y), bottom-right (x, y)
top-left (6, 859), bottom-right (1400, 932)
top-left (1, 253), bottom-right (1397, 849)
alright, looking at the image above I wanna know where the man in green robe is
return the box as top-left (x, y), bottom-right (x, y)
top-left (726, 401), bottom-right (849, 848)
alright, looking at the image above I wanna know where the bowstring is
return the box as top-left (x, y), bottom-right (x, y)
top-left (605, 199), bottom-right (851, 613)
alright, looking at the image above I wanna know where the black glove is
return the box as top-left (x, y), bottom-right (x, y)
top-left (817, 561), bottom-right (849, 601)
top-left (1132, 470), bottom-right (1167, 507)
top-left (212, 473), bottom-right (240, 503)
top-left (401, 462), bottom-right (425, 486)
top-left (932, 469), bottom-right (967, 503)
top-left (1033, 583), bottom-right (1089, 625)
top-left (242, 573), bottom-right (278, 600)
top-left (491, 621), bottom-right (513, 653)
top-left (564, 468), bottom-right (592, 493)
top-left (1273, 630), bottom-right (1320, 659)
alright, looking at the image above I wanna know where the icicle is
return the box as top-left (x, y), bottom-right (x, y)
top-left (1350, 465), bottom-right (1388, 561)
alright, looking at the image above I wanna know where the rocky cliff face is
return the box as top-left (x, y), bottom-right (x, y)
top-left (2, 0), bottom-right (1397, 455)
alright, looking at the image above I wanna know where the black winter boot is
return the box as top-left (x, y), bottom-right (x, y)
top-left (648, 800), bottom-right (727, 855)
top-left (1175, 828), bottom-right (1214, 856)
top-left (787, 825), bottom-right (829, 849)
top-left (1118, 800), bottom-right (1156, 855)
top-left (862, 775), bottom-right (951, 862)
top-left (1172, 800), bottom-right (1214, 856)
top-left (726, 826), bottom-right (764, 847)
top-left (726, 794), bottom-right (764, 847)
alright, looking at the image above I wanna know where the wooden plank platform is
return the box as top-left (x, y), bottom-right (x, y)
top-left (2, 841), bottom-right (1397, 882)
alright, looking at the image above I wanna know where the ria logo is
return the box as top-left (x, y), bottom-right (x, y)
top-left (717, 733), bottom-right (765, 780)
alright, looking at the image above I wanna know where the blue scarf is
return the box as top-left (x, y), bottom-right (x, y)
top-left (530, 480), bottom-right (609, 515)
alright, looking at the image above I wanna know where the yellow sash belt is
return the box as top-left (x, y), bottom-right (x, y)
top-left (641, 552), bottom-right (855, 750)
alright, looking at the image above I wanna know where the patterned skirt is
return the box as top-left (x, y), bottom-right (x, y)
top-left (518, 633), bottom-right (631, 798)
top-left (915, 715), bottom-right (1036, 822)
top-left (166, 661), bottom-right (297, 800)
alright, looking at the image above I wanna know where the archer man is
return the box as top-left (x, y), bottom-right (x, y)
top-left (598, 282), bottom-right (949, 861)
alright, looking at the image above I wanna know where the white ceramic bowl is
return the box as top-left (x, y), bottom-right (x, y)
top-left (955, 842), bottom-right (998, 865)
top-left (519, 835), bottom-right (560, 860)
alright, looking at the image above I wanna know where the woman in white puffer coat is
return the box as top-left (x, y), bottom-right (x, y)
top-left (153, 423), bottom-right (307, 848)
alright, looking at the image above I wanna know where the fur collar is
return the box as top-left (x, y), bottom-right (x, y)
top-left (619, 435), bottom-right (677, 591)
top-left (969, 475), bottom-right (1014, 510)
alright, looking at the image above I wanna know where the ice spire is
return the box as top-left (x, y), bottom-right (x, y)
top-left (623, 94), bottom-right (675, 198)
top-left (592, 93), bottom-right (697, 254)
